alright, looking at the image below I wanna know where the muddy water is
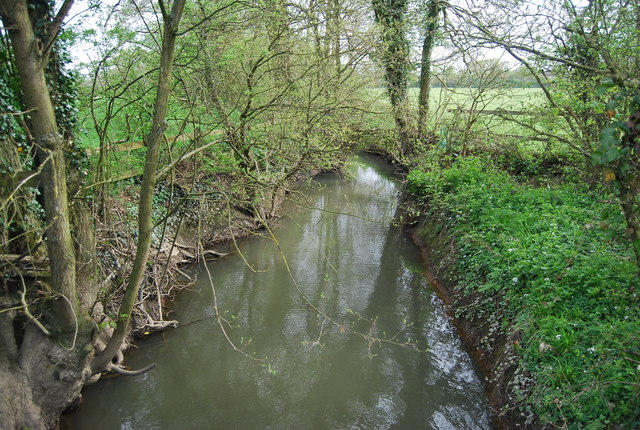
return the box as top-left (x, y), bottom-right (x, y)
top-left (67, 154), bottom-right (492, 429)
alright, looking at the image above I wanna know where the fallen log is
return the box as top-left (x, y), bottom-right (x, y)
top-left (0, 254), bottom-right (51, 277)
top-left (0, 254), bottom-right (49, 265)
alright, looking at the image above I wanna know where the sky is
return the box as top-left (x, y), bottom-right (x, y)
top-left (66, 0), bottom-right (119, 66)
top-left (64, 0), bottom-right (522, 71)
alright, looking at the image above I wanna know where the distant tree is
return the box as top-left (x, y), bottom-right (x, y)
top-left (180, 0), bottom-right (374, 216)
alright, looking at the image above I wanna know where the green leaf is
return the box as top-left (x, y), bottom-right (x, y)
top-left (605, 100), bottom-right (619, 111)
top-left (599, 129), bottom-right (619, 150)
top-left (600, 78), bottom-right (616, 88)
top-left (603, 147), bottom-right (621, 163)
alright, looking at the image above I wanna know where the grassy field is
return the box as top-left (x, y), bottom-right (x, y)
top-left (78, 87), bottom-right (549, 183)
top-left (76, 103), bottom-right (200, 150)
top-left (78, 87), bottom-right (546, 149)
top-left (76, 101), bottom-right (220, 182)
top-left (365, 87), bottom-right (546, 131)
top-left (367, 86), bottom-right (545, 112)
top-left (425, 87), bottom-right (544, 113)
top-left (363, 86), bottom-right (562, 161)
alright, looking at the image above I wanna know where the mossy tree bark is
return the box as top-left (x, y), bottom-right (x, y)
top-left (92, 0), bottom-right (187, 374)
top-left (372, 0), bottom-right (414, 156)
top-left (417, 0), bottom-right (442, 140)
top-left (619, 110), bottom-right (640, 272)
top-left (0, 0), bottom-right (80, 323)
top-left (0, 1), bottom-right (99, 428)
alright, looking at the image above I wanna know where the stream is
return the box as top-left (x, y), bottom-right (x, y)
top-left (66, 154), bottom-right (492, 429)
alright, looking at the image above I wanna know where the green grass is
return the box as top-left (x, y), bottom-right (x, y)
top-left (365, 87), bottom-right (545, 128)
top-left (80, 87), bottom-right (548, 164)
top-left (76, 99), bottom-right (228, 185)
top-left (76, 102), bottom-right (199, 150)
top-left (363, 87), bottom-right (565, 161)
top-left (406, 156), bottom-right (640, 428)
top-left (424, 87), bottom-right (544, 113)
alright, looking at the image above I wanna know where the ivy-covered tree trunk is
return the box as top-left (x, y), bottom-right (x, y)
top-left (0, 1), bottom-right (97, 428)
top-left (417, 0), bottom-right (441, 139)
top-left (92, 0), bottom-right (187, 374)
top-left (618, 109), bottom-right (640, 272)
top-left (1, 0), bottom-right (80, 321)
top-left (372, 0), bottom-right (413, 156)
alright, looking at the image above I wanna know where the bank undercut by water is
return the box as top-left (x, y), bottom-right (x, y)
top-left (405, 156), bottom-right (640, 428)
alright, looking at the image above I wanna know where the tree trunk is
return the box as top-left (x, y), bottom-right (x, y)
top-left (0, 0), bottom-right (79, 324)
top-left (619, 180), bottom-right (640, 271)
top-left (0, 3), bottom-right (99, 427)
top-left (265, 0), bottom-right (292, 83)
top-left (330, 0), bottom-right (342, 77)
top-left (619, 109), bottom-right (640, 273)
top-left (72, 202), bottom-right (99, 309)
top-left (417, 0), bottom-right (441, 139)
top-left (372, 0), bottom-right (414, 156)
top-left (92, 0), bottom-right (186, 374)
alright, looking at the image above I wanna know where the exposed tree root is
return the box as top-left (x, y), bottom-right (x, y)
top-left (105, 362), bottom-right (157, 376)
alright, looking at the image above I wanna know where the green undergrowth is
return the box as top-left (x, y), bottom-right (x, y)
top-left (406, 156), bottom-right (640, 428)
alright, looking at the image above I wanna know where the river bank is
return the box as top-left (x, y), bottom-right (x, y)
top-left (365, 148), bottom-right (520, 427)
top-left (408, 218), bottom-right (523, 429)
top-left (402, 155), bottom-right (639, 428)
top-left (52, 160), bottom-right (333, 426)
top-left (65, 148), bottom-right (639, 429)
top-left (96, 164), bottom-right (329, 338)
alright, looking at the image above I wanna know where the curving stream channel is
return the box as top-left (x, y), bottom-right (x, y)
top-left (67, 154), bottom-right (492, 429)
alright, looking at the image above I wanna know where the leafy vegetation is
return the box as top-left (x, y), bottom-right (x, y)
top-left (407, 156), bottom-right (639, 427)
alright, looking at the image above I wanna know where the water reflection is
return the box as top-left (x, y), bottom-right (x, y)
top-left (67, 154), bottom-right (491, 429)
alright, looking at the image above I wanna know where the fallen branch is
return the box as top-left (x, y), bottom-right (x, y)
top-left (447, 108), bottom-right (542, 116)
top-left (175, 246), bottom-right (228, 263)
top-left (0, 254), bottom-right (49, 265)
top-left (19, 288), bottom-right (50, 336)
top-left (174, 267), bottom-right (193, 280)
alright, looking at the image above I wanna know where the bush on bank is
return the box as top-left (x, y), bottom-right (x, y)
top-left (406, 156), bottom-right (639, 428)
